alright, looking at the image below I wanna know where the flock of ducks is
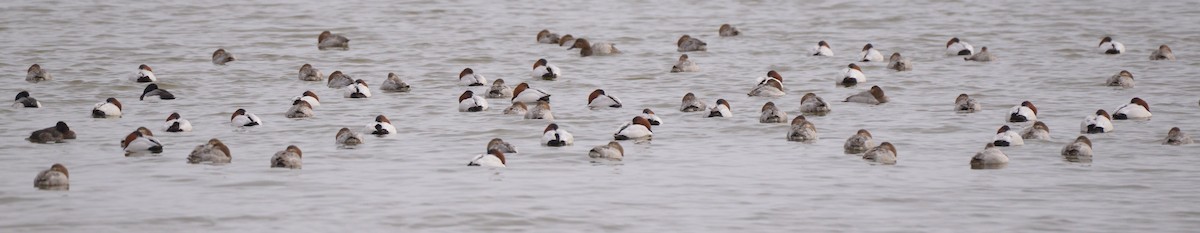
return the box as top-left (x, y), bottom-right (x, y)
top-left (18, 26), bottom-right (1195, 190)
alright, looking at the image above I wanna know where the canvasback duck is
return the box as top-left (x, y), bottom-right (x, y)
top-left (964, 47), bottom-right (995, 62)
top-left (381, 72), bottom-right (412, 92)
top-left (188, 138), bottom-right (231, 164)
top-left (317, 31), bottom-right (349, 49)
top-left (970, 143), bottom-right (1009, 168)
top-left (1150, 44), bottom-right (1175, 60)
top-left (588, 141), bottom-right (625, 161)
top-left (468, 150), bottom-right (506, 168)
top-left (212, 49), bottom-right (235, 65)
top-left (541, 123), bottom-right (575, 146)
top-left (707, 99), bottom-right (732, 117)
top-left (862, 142), bottom-right (898, 164)
top-left (487, 138), bottom-right (517, 153)
top-left (1164, 127), bottom-right (1193, 145)
top-left (344, 79), bottom-right (372, 98)
top-left (1062, 136), bottom-right (1094, 158)
top-left (800, 93), bottom-right (831, 115)
top-left (458, 90), bottom-right (489, 112)
top-left (945, 37), bottom-right (975, 56)
top-left (33, 163), bottom-right (69, 190)
top-left (270, 145), bottom-right (303, 169)
top-left (839, 63), bottom-right (866, 86)
top-left (844, 129), bottom-right (876, 154)
top-left (1097, 36), bottom-right (1125, 54)
top-left (131, 64), bottom-right (157, 82)
top-left (641, 108), bottom-right (663, 125)
top-left (122, 127), bottom-right (163, 155)
top-left (487, 79), bottom-right (513, 99)
top-left (92, 97), bottom-right (123, 118)
top-left (569, 38), bottom-right (621, 57)
top-left (512, 82), bottom-right (551, 103)
top-left (140, 84), bottom-right (175, 100)
top-left (759, 101), bottom-right (788, 123)
top-left (558, 34), bottom-right (575, 47)
top-left (299, 64), bottom-right (324, 81)
top-left (525, 100), bottom-right (554, 120)
top-left (1106, 70), bottom-right (1134, 88)
top-left (531, 59), bottom-right (561, 80)
top-left (537, 29), bottom-right (561, 44)
top-left (1080, 109), bottom-right (1114, 134)
top-left (286, 99), bottom-right (315, 118)
top-left (670, 54), bottom-right (700, 72)
top-left (26, 64), bottom-right (51, 83)
top-left (327, 71), bottom-right (354, 88)
top-left (293, 90), bottom-right (321, 107)
top-left (1112, 97), bottom-right (1151, 119)
top-left (504, 102), bottom-right (528, 115)
top-left (1021, 121), bottom-right (1050, 140)
top-left (588, 89), bottom-right (623, 108)
top-left (230, 109), bottom-right (262, 127)
top-left (749, 74), bottom-right (785, 97)
top-left (955, 94), bottom-right (981, 113)
top-left (844, 86), bottom-right (888, 104)
top-left (887, 52), bottom-right (912, 71)
top-left (811, 41), bottom-right (834, 56)
top-left (992, 125), bottom-right (1024, 147)
top-left (1007, 101), bottom-right (1038, 122)
top-left (28, 121), bottom-right (75, 143)
top-left (336, 128), bottom-right (364, 146)
top-left (719, 24), bottom-right (740, 37)
top-left (680, 92), bottom-right (708, 112)
top-left (14, 91), bottom-right (41, 108)
top-left (366, 115), bottom-right (397, 135)
top-left (677, 35), bottom-right (707, 52)
top-left (163, 112), bottom-right (193, 132)
top-left (614, 116), bottom-right (653, 140)
top-left (859, 43), bottom-right (884, 62)
top-left (787, 116), bottom-right (818, 142)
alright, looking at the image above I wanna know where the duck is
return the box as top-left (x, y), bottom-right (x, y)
top-left (344, 79), bottom-right (372, 98)
top-left (26, 64), bottom-right (51, 83)
top-left (811, 41), bottom-right (834, 56)
top-left (641, 108), bottom-right (663, 125)
top-left (381, 72), bottom-right (412, 92)
top-left (569, 38), bottom-right (621, 57)
top-left (293, 90), bottom-right (320, 107)
top-left (162, 112), bottom-right (193, 132)
top-left (187, 138), bottom-right (231, 164)
top-left (1106, 70), bottom-right (1134, 88)
top-left (1097, 36), bottom-right (1124, 54)
top-left (718, 24), bottom-right (740, 37)
top-left (140, 84), bottom-right (175, 100)
top-left (524, 100), bottom-right (554, 120)
top-left (1150, 44), bottom-right (1175, 60)
top-left (859, 43), bottom-right (884, 62)
top-left (964, 47), bottom-right (995, 62)
top-left (749, 77), bottom-right (785, 97)
top-left (458, 90), bottom-right (489, 112)
top-left (588, 141), bottom-right (625, 160)
top-left (680, 92), bottom-right (708, 112)
top-left (1080, 109), bottom-right (1114, 134)
top-left (945, 37), bottom-right (975, 56)
top-left (531, 59), bottom-right (561, 80)
top-left (487, 138), bottom-right (518, 153)
top-left (862, 142), bottom-right (898, 164)
top-left (230, 109), bottom-right (262, 127)
top-left (587, 89), bottom-right (623, 108)
top-left (286, 99), bottom-right (315, 118)
top-left (1020, 121), bottom-right (1051, 140)
top-left (28, 121), bottom-right (75, 143)
top-left (537, 29), bottom-right (561, 44)
top-left (336, 128), bottom-right (364, 146)
top-left (759, 101), bottom-right (788, 123)
top-left (886, 53), bottom-right (912, 71)
top-left (298, 64), bottom-right (324, 81)
top-left (1007, 101), bottom-right (1038, 122)
top-left (614, 116), bottom-right (653, 140)
top-left (504, 102), bottom-right (528, 115)
top-left (786, 116), bottom-right (818, 142)
top-left (992, 125), bottom-right (1024, 147)
top-left (844, 86), bottom-right (888, 104)
top-left (1164, 127), bottom-right (1193, 145)
top-left (487, 79), bottom-right (513, 99)
top-left (799, 93), bottom-right (831, 115)
top-left (670, 54), bottom-right (700, 72)
top-left (1112, 97), bottom-right (1151, 119)
top-left (131, 64), bottom-right (157, 82)
top-left (558, 34), bottom-right (575, 47)
top-left (122, 127), bottom-right (163, 155)
top-left (677, 35), bottom-right (707, 52)
top-left (91, 97), bottom-right (123, 118)
top-left (468, 150), bottom-right (506, 168)
top-left (541, 123), bottom-right (575, 147)
top-left (707, 99), bottom-right (732, 117)
top-left (955, 94), bottom-right (981, 113)
top-left (838, 63), bottom-right (866, 86)
top-left (33, 164), bottom-right (69, 190)
top-left (327, 71), bottom-right (354, 88)
top-left (969, 143), bottom-right (1009, 167)
top-left (366, 115), bottom-right (397, 135)
top-left (844, 129), bottom-right (876, 154)
top-left (212, 48), bottom-right (235, 65)
top-left (317, 31), bottom-right (349, 49)
top-left (14, 91), bottom-right (40, 108)
top-left (270, 145), bottom-right (303, 169)
top-left (1061, 136), bottom-right (1094, 158)
top-left (512, 82), bottom-right (551, 103)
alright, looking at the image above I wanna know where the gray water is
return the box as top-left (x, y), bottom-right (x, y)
top-left (3, 0), bottom-right (1200, 232)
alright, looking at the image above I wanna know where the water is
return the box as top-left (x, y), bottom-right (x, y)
top-left (3, 0), bottom-right (1200, 231)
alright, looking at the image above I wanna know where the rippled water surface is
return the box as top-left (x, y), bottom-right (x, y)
top-left (3, 0), bottom-right (1200, 231)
